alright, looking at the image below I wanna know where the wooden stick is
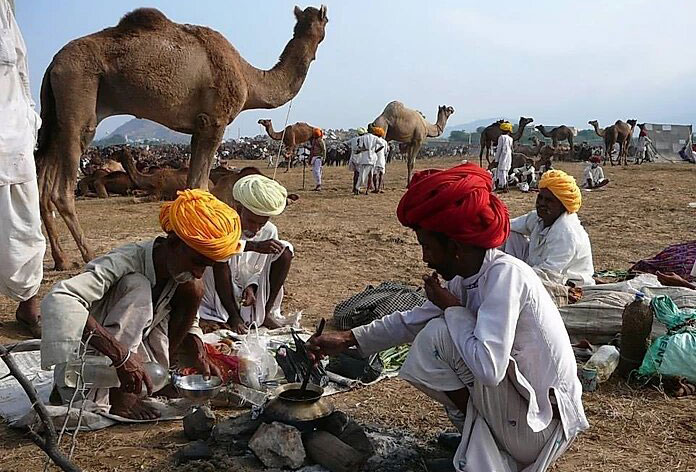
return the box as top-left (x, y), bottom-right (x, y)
top-left (0, 345), bottom-right (82, 471)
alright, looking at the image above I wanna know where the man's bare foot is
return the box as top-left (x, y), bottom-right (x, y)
top-left (109, 389), bottom-right (161, 420)
top-left (16, 296), bottom-right (41, 338)
top-left (199, 319), bottom-right (225, 334)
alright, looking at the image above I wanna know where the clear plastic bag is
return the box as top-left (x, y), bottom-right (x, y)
top-left (236, 323), bottom-right (279, 390)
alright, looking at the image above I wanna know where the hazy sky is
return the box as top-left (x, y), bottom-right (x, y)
top-left (15, 0), bottom-right (696, 139)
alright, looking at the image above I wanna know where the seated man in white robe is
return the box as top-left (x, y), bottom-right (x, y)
top-left (308, 164), bottom-right (587, 472)
top-left (199, 174), bottom-right (293, 332)
top-left (504, 169), bottom-right (595, 289)
top-left (41, 190), bottom-right (238, 419)
top-left (582, 155), bottom-right (609, 189)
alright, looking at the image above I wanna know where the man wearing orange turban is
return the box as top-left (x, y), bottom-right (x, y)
top-left (41, 190), bottom-right (241, 420)
top-left (370, 126), bottom-right (388, 193)
top-left (308, 163), bottom-right (588, 471)
top-left (504, 169), bottom-right (595, 290)
top-left (309, 128), bottom-right (326, 191)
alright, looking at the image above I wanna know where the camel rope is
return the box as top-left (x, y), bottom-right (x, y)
top-left (272, 98), bottom-right (294, 180)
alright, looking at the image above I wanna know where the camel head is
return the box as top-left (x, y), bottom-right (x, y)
top-left (535, 125), bottom-right (545, 132)
top-left (588, 120), bottom-right (599, 127)
top-left (258, 119), bottom-right (271, 126)
top-left (293, 5), bottom-right (328, 45)
top-left (519, 117), bottom-right (534, 127)
top-left (438, 105), bottom-right (455, 120)
top-left (627, 119), bottom-right (638, 128)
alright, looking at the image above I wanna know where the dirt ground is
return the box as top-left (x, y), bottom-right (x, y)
top-left (1, 157), bottom-right (695, 471)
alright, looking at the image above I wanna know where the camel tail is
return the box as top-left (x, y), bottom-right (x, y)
top-left (35, 63), bottom-right (56, 163)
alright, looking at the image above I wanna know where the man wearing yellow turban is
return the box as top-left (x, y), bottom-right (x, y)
top-left (493, 122), bottom-right (514, 192)
top-left (41, 190), bottom-right (240, 420)
top-left (504, 170), bottom-right (595, 292)
top-left (198, 174), bottom-right (295, 333)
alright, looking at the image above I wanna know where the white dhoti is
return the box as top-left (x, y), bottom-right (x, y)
top-left (496, 168), bottom-right (510, 188)
top-left (312, 157), bottom-right (322, 186)
top-left (0, 180), bottom-right (46, 301)
top-left (356, 164), bottom-right (373, 190)
top-left (400, 318), bottom-right (570, 472)
top-left (198, 240), bottom-right (294, 327)
top-left (53, 274), bottom-right (171, 409)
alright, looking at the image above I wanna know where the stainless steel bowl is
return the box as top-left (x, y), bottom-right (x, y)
top-left (174, 375), bottom-right (223, 402)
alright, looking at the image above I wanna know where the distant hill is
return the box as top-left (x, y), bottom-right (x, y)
top-left (96, 118), bottom-right (190, 145)
top-left (444, 117), bottom-right (510, 136)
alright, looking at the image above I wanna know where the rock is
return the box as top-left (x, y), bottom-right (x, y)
top-left (183, 406), bottom-right (216, 441)
top-left (318, 411), bottom-right (373, 456)
top-left (212, 412), bottom-right (261, 444)
top-left (248, 421), bottom-right (306, 469)
top-left (173, 440), bottom-right (212, 464)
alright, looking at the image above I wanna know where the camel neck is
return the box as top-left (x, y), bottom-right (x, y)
top-left (262, 122), bottom-right (283, 140)
top-left (241, 35), bottom-right (319, 111)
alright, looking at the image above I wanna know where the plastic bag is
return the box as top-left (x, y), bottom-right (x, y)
top-left (638, 295), bottom-right (696, 383)
top-left (236, 323), bottom-right (279, 390)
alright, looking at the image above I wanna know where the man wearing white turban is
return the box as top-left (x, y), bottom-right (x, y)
top-left (198, 174), bottom-right (295, 331)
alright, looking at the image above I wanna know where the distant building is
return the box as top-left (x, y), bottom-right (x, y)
top-left (642, 123), bottom-right (693, 161)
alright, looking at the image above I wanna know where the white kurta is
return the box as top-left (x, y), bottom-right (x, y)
top-left (507, 211), bottom-right (595, 287)
top-left (198, 221), bottom-right (293, 326)
top-left (374, 137), bottom-right (388, 172)
top-left (582, 165), bottom-right (604, 187)
top-left (352, 250), bottom-right (588, 471)
top-left (494, 134), bottom-right (513, 172)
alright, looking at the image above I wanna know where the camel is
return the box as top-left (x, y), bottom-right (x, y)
top-left (588, 119), bottom-right (636, 166)
top-left (35, 5), bottom-right (328, 270)
top-left (513, 136), bottom-right (544, 157)
top-left (119, 148), bottom-right (211, 201)
top-left (370, 101), bottom-right (455, 184)
top-left (258, 119), bottom-right (316, 169)
top-left (77, 170), bottom-right (134, 198)
top-left (479, 117), bottom-right (534, 166)
top-left (211, 166), bottom-right (300, 208)
top-left (535, 125), bottom-right (575, 159)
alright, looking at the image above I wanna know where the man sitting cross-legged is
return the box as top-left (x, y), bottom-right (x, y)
top-left (198, 174), bottom-right (294, 333)
top-left (41, 190), bottom-right (239, 419)
top-left (308, 164), bottom-right (587, 472)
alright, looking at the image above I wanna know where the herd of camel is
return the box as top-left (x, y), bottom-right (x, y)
top-left (30, 5), bottom-right (644, 271)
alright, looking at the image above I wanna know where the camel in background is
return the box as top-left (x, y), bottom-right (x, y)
top-left (588, 119), bottom-right (637, 166)
top-left (370, 101), bottom-right (455, 184)
top-left (258, 119), bottom-right (317, 170)
top-left (77, 170), bottom-right (134, 198)
top-left (513, 136), bottom-right (544, 157)
top-left (35, 5), bottom-right (328, 270)
top-left (535, 125), bottom-right (576, 158)
top-left (479, 117), bottom-right (534, 166)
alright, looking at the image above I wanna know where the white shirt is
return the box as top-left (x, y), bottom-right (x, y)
top-left (511, 210), bottom-right (595, 287)
top-left (514, 164), bottom-right (536, 182)
top-left (583, 165), bottom-right (604, 186)
top-left (348, 136), bottom-right (364, 167)
top-left (494, 134), bottom-right (513, 171)
top-left (360, 134), bottom-right (380, 166)
top-left (374, 137), bottom-right (388, 170)
top-left (0, 0), bottom-right (41, 185)
top-left (352, 249), bottom-right (588, 440)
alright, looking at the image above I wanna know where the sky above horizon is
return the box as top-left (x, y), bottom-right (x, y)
top-left (15, 0), bottom-right (696, 139)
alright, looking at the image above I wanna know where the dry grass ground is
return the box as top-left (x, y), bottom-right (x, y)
top-left (1, 157), bottom-right (695, 471)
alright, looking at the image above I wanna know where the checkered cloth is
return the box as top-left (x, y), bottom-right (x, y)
top-left (333, 281), bottom-right (427, 330)
top-left (630, 241), bottom-right (696, 282)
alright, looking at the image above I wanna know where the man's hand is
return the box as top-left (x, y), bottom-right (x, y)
top-left (242, 285), bottom-right (257, 307)
top-left (228, 313), bottom-right (248, 334)
top-left (657, 271), bottom-right (693, 289)
top-left (306, 331), bottom-right (356, 362)
top-left (423, 272), bottom-right (462, 310)
top-left (246, 239), bottom-right (284, 255)
top-left (115, 351), bottom-right (154, 396)
top-left (183, 334), bottom-right (224, 379)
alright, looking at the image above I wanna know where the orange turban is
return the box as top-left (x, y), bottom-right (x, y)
top-left (160, 189), bottom-right (242, 261)
top-left (397, 163), bottom-right (510, 248)
top-left (372, 126), bottom-right (386, 138)
top-left (313, 128), bottom-right (323, 138)
top-left (539, 170), bottom-right (582, 213)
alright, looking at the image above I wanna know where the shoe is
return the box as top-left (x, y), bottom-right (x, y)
top-left (437, 432), bottom-right (462, 451)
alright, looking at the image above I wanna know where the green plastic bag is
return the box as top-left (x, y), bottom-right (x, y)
top-left (638, 295), bottom-right (696, 383)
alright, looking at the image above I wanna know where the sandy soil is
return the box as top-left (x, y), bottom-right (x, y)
top-left (1, 157), bottom-right (695, 471)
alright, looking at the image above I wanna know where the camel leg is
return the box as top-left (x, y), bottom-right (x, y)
top-left (479, 144), bottom-right (484, 167)
top-left (568, 136), bottom-right (574, 159)
top-left (94, 179), bottom-right (108, 199)
top-left (188, 114), bottom-right (226, 190)
top-left (38, 162), bottom-right (72, 271)
top-left (407, 143), bottom-right (422, 186)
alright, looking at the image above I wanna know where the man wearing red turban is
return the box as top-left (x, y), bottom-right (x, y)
top-left (309, 164), bottom-right (587, 472)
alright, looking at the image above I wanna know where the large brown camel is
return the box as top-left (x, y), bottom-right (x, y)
top-left (36, 5), bottom-right (328, 270)
top-left (588, 119), bottom-right (636, 166)
top-left (535, 125), bottom-right (575, 158)
top-left (257, 119), bottom-right (316, 169)
top-left (77, 170), bottom-right (134, 198)
top-left (479, 117), bottom-right (534, 166)
top-left (119, 148), bottom-right (211, 201)
top-left (370, 101), bottom-right (455, 184)
top-left (211, 166), bottom-right (300, 208)
top-left (513, 136), bottom-right (544, 157)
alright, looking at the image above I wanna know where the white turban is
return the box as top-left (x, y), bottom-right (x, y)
top-left (232, 174), bottom-right (287, 216)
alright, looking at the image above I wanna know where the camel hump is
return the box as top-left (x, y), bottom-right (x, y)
top-left (117, 8), bottom-right (170, 31)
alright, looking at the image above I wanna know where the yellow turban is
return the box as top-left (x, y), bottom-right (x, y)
top-left (539, 170), bottom-right (582, 213)
top-left (372, 126), bottom-right (386, 138)
top-left (232, 174), bottom-right (287, 217)
top-left (159, 189), bottom-right (242, 262)
top-left (500, 122), bottom-right (513, 133)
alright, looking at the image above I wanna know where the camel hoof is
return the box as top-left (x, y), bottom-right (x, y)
top-left (53, 260), bottom-right (80, 271)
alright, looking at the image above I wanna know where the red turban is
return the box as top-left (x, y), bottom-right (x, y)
top-left (397, 163), bottom-right (510, 248)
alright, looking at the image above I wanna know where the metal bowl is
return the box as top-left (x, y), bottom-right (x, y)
top-left (174, 375), bottom-right (223, 402)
